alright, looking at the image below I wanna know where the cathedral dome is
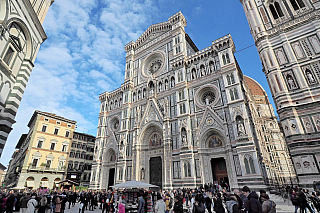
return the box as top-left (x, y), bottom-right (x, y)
top-left (243, 76), bottom-right (265, 96)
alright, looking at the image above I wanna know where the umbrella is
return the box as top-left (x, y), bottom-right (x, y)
top-left (111, 180), bottom-right (159, 189)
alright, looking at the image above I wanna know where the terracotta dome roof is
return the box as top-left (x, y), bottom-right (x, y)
top-left (244, 76), bottom-right (265, 96)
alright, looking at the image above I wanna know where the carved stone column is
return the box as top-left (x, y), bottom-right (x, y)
top-left (163, 119), bottom-right (173, 189)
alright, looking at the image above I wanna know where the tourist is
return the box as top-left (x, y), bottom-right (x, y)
top-left (242, 186), bottom-right (262, 213)
top-left (19, 193), bottom-right (30, 213)
top-left (233, 189), bottom-right (243, 210)
top-left (26, 195), bottom-right (38, 213)
top-left (193, 196), bottom-right (205, 213)
top-left (213, 193), bottom-right (225, 213)
top-left (55, 195), bottom-right (62, 213)
top-left (38, 195), bottom-right (48, 213)
top-left (225, 194), bottom-right (239, 213)
top-left (155, 194), bottom-right (166, 213)
top-left (290, 189), bottom-right (299, 213)
top-left (138, 194), bottom-right (145, 213)
top-left (6, 194), bottom-right (15, 213)
top-left (118, 201), bottom-right (125, 213)
top-left (204, 193), bottom-right (212, 213)
top-left (261, 194), bottom-right (276, 213)
top-left (173, 196), bottom-right (183, 213)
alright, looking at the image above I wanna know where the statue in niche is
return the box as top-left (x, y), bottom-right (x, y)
top-left (149, 87), bottom-right (154, 95)
top-left (136, 107), bottom-right (141, 124)
top-left (192, 70), bottom-right (197, 79)
top-left (306, 70), bottom-right (316, 84)
top-left (181, 128), bottom-right (187, 146)
top-left (138, 92), bottom-right (141, 100)
top-left (143, 89), bottom-right (146, 98)
top-left (210, 62), bottom-right (215, 73)
top-left (205, 97), bottom-right (210, 106)
top-left (238, 123), bottom-right (245, 136)
top-left (165, 81), bottom-right (168, 90)
top-left (286, 75), bottom-right (296, 89)
top-left (171, 78), bottom-right (175, 87)
top-left (164, 98), bottom-right (169, 117)
top-left (201, 66), bottom-right (205, 76)
top-left (119, 141), bottom-right (125, 157)
top-left (141, 168), bottom-right (145, 180)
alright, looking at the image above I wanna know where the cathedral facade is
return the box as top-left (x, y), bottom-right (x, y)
top-left (240, 0), bottom-right (320, 186)
top-left (90, 12), bottom-right (294, 190)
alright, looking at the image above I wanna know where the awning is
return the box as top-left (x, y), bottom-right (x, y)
top-left (26, 181), bottom-right (35, 187)
top-left (41, 181), bottom-right (49, 187)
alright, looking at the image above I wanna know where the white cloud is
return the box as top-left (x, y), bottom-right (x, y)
top-left (0, 0), bottom-right (159, 164)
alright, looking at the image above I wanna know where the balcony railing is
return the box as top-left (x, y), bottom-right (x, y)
top-left (28, 166), bottom-right (66, 172)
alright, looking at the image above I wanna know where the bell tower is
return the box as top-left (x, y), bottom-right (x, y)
top-left (241, 0), bottom-right (320, 187)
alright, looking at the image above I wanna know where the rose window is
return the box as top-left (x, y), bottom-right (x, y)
top-left (202, 91), bottom-right (216, 105)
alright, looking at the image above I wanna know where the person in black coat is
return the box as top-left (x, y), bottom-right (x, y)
top-left (6, 194), bottom-right (15, 213)
top-left (204, 195), bottom-right (212, 213)
top-left (242, 186), bottom-right (262, 213)
top-left (173, 196), bottom-right (183, 213)
top-left (213, 193), bottom-right (225, 213)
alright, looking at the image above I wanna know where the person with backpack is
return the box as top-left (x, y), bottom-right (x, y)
top-left (225, 194), bottom-right (239, 213)
top-left (261, 194), bottom-right (276, 213)
top-left (242, 186), bottom-right (262, 213)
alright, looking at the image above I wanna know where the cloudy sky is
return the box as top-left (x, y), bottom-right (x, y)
top-left (0, 0), bottom-right (271, 165)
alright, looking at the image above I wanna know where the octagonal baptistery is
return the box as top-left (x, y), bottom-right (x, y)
top-left (90, 12), bottom-right (294, 190)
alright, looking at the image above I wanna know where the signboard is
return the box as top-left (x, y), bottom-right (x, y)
top-left (71, 175), bottom-right (77, 179)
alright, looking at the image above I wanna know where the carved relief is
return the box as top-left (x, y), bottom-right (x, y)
top-left (291, 41), bottom-right (305, 59)
top-left (301, 117), bottom-right (315, 133)
top-left (274, 47), bottom-right (288, 65)
top-left (234, 155), bottom-right (242, 176)
top-left (311, 115), bottom-right (320, 131)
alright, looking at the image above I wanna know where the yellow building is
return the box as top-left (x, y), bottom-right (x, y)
top-left (4, 110), bottom-right (76, 189)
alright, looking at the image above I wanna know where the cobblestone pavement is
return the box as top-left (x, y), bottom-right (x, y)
top-left (64, 196), bottom-right (295, 213)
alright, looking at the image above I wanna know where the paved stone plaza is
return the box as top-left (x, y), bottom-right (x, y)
top-left (64, 194), bottom-right (295, 213)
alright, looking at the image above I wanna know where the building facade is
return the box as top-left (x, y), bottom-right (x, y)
top-left (240, 0), bottom-right (320, 186)
top-left (0, 0), bottom-right (54, 156)
top-left (4, 110), bottom-right (76, 189)
top-left (90, 12), bottom-right (294, 190)
top-left (67, 132), bottom-right (95, 187)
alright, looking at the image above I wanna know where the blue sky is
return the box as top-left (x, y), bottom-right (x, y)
top-left (0, 0), bottom-right (273, 166)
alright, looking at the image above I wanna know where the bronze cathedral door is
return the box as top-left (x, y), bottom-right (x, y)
top-left (150, 157), bottom-right (162, 188)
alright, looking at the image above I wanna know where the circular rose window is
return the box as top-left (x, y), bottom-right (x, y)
top-left (195, 85), bottom-right (219, 108)
top-left (109, 117), bottom-right (120, 131)
top-left (141, 52), bottom-right (165, 77)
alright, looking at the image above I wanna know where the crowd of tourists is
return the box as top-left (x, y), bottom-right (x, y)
top-left (0, 184), bottom-right (319, 213)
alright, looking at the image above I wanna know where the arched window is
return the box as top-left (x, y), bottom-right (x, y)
top-left (289, 0), bottom-right (305, 10)
top-left (270, 2), bottom-right (284, 20)
top-left (244, 158), bottom-right (250, 174)
top-left (138, 90), bottom-right (141, 100)
top-left (234, 88), bottom-right (239, 99)
top-left (9, 23), bottom-right (27, 53)
top-left (227, 75), bottom-right (231, 85)
top-left (171, 77), bottom-right (175, 87)
top-left (158, 82), bottom-right (162, 92)
top-left (222, 54), bottom-right (226, 65)
top-left (118, 168), bottom-right (123, 180)
top-left (164, 80), bottom-right (168, 90)
top-left (132, 93), bottom-right (136, 102)
top-left (226, 53), bottom-right (230, 63)
top-left (229, 89), bottom-right (235, 101)
top-left (244, 155), bottom-right (256, 174)
top-left (249, 157), bottom-right (256, 173)
top-left (230, 73), bottom-right (235, 84)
